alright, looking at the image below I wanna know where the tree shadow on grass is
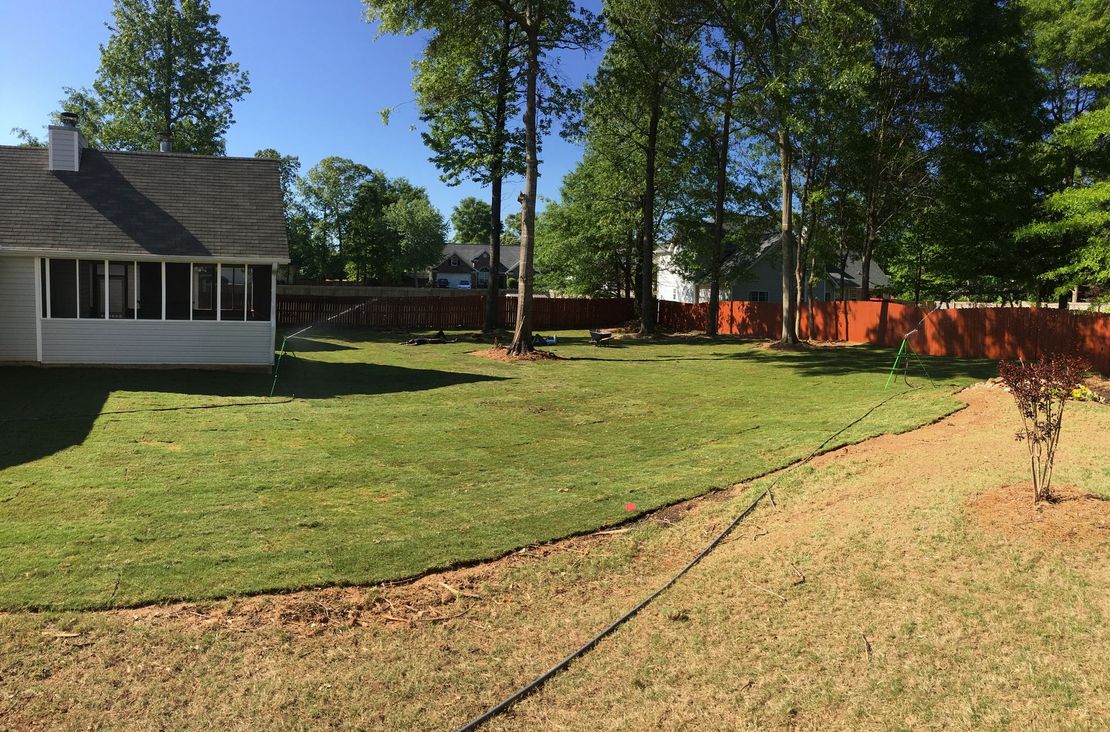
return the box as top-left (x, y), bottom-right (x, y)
top-left (737, 345), bottom-right (997, 382)
top-left (0, 360), bottom-right (505, 472)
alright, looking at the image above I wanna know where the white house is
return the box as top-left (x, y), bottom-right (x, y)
top-left (657, 235), bottom-right (890, 304)
top-left (0, 115), bottom-right (289, 368)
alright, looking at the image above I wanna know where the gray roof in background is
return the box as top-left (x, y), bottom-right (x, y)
top-left (440, 243), bottom-right (522, 272)
top-left (826, 256), bottom-right (890, 289)
top-left (0, 146), bottom-right (289, 261)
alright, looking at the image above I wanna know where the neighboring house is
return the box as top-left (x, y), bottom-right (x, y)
top-left (0, 116), bottom-right (289, 368)
top-left (425, 243), bottom-right (523, 289)
top-left (657, 235), bottom-right (890, 304)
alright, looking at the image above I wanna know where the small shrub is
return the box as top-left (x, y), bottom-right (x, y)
top-left (1071, 384), bottom-right (1102, 402)
top-left (998, 355), bottom-right (1089, 503)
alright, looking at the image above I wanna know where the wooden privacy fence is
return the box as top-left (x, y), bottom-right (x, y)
top-left (658, 299), bottom-right (1110, 373)
top-left (277, 294), bottom-right (637, 331)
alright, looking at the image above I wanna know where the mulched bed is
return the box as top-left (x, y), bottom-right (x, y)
top-left (472, 346), bottom-right (563, 362)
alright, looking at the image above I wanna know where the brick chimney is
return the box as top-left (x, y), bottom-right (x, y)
top-left (47, 112), bottom-right (85, 172)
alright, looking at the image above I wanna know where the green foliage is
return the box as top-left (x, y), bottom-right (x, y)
top-left (384, 195), bottom-right (449, 277)
top-left (8, 128), bottom-right (43, 147)
top-left (347, 174), bottom-right (448, 282)
top-left (297, 157), bottom-right (372, 279)
top-left (536, 147), bottom-right (640, 296)
top-left (254, 148), bottom-right (302, 212)
top-left (501, 212), bottom-right (521, 247)
top-left (1015, 0), bottom-right (1110, 298)
top-left (86, 0), bottom-right (250, 154)
top-left (450, 196), bottom-right (492, 243)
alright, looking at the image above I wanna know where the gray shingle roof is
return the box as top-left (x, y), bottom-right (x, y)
top-left (439, 243), bottom-right (522, 271)
top-left (0, 146), bottom-right (289, 262)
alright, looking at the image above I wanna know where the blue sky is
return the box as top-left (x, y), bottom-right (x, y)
top-left (0, 0), bottom-right (603, 223)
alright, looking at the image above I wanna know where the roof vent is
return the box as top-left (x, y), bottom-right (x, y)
top-left (47, 113), bottom-right (85, 172)
top-left (158, 131), bottom-right (172, 153)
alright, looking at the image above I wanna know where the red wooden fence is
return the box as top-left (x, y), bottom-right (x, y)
top-left (658, 299), bottom-right (1110, 373)
top-left (277, 294), bottom-right (637, 331)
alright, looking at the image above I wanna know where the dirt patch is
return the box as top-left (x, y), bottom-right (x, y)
top-left (971, 483), bottom-right (1110, 547)
top-left (762, 340), bottom-right (815, 352)
top-left (471, 346), bottom-right (563, 362)
top-left (114, 526), bottom-right (651, 635)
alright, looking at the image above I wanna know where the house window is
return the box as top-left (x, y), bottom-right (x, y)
top-left (477, 268), bottom-right (489, 287)
top-left (450, 255), bottom-right (459, 267)
top-left (749, 291), bottom-right (769, 302)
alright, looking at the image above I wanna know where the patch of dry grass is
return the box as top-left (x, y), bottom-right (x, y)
top-left (2, 386), bottom-right (1108, 730)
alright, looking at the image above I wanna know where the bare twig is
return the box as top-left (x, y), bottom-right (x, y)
top-left (862, 632), bottom-right (873, 661)
top-left (790, 563), bottom-right (806, 585)
top-left (745, 578), bottom-right (786, 602)
top-left (438, 581), bottom-right (481, 600)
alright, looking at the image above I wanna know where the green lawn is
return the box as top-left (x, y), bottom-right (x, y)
top-left (0, 332), bottom-right (991, 610)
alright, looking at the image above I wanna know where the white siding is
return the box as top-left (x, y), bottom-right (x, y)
top-left (41, 320), bottom-right (274, 366)
top-left (0, 256), bottom-right (38, 362)
top-left (47, 127), bottom-right (81, 172)
top-left (729, 259), bottom-right (785, 303)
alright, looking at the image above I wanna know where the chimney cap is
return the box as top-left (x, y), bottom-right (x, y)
top-left (158, 130), bottom-right (172, 153)
top-left (58, 111), bottom-right (79, 128)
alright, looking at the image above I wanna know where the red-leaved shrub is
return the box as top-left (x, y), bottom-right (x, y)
top-left (998, 355), bottom-right (1089, 503)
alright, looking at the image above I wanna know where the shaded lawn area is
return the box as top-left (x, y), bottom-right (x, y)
top-left (0, 331), bottom-right (992, 610)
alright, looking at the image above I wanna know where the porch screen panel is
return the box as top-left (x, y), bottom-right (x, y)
top-left (78, 261), bottom-right (105, 318)
top-left (107, 262), bottom-right (134, 319)
top-left (165, 263), bottom-right (191, 320)
top-left (247, 265), bottom-right (272, 321)
top-left (47, 259), bottom-right (77, 318)
top-left (221, 265), bottom-right (246, 320)
top-left (137, 262), bottom-right (162, 319)
top-left (193, 264), bottom-right (216, 320)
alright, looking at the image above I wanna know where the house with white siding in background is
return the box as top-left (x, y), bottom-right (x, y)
top-left (657, 234), bottom-right (890, 305)
top-left (0, 114), bottom-right (289, 369)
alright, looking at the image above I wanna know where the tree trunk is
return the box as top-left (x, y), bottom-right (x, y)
top-left (638, 88), bottom-right (661, 337)
top-left (778, 128), bottom-right (798, 344)
top-left (860, 204), bottom-right (877, 300)
top-left (507, 29), bottom-right (539, 355)
top-left (707, 48), bottom-right (736, 338)
top-left (484, 19), bottom-right (512, 334)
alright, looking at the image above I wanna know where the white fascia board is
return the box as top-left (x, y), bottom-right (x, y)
top-left (0, 248), bottom-right (289, 265)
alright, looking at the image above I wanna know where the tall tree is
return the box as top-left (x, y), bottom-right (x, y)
top-left (587, 0), bottom-right (700, 336)
top-left (367, 1), bottom-right (527, 333)
top-left (255, 148), bottom-right (302, 211)
top-left (714, 0), bottom-right (870, 342)
top-left (297, 157), bottom-right (372, 280)
top-left (536, 145), bottom-right (643, 297)
top-left (1018, 0), bottom-right (1110, 302)
top-left (451, 196), bottom-right (493, 243)
top-left (90, 0), bottom-right (250, 154)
